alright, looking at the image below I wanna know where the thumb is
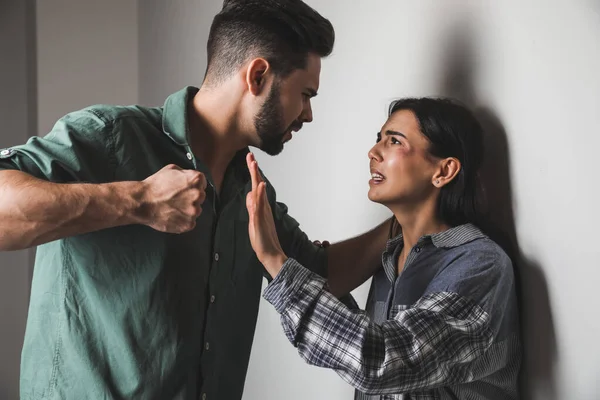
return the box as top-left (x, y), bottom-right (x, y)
top-left (257, 182), bottom-right (268, 212)
top-left (163, 163), bottom-right (182, 171)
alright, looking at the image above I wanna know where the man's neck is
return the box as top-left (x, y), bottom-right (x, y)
top-left (188, 85), bottom-right (249, 184)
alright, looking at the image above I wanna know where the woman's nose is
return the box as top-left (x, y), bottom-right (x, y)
top-left (368, 143), bottom-right (382, 162)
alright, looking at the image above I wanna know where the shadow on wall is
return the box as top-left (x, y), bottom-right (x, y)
top-left (436, 22), bottom-right (559, 400)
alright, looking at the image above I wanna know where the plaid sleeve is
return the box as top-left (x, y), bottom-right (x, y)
top-left (263, 258), bottom-right (494, 395)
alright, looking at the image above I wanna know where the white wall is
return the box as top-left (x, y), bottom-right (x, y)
top-left (138, 0), bottom-right (222, 106)
top-left (0, 2), bottom-right (36, 398)
top-left (246, 1), bottom-right (600, 400)
top-left (0, 1), bottom-right (138, 397)
top-left (37, 0), bottom-right (139, 133)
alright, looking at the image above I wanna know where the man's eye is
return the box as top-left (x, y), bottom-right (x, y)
top-left (376, 133), bottom-right (381, 143)
top-left (391, 137), bottom-right (401, 145)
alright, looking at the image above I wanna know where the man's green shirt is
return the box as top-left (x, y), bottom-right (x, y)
top-left (0, 87), bottom-right (327, 400)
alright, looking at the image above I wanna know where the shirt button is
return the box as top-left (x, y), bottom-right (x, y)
top-left (0, 149), bottom-right (10, 156)
top-left (415, 246), bottom-right (421, 253)
top-left (210, 295), bottom-right (216, 303)
top-left (214, 253), bottom-right (220, 262)
top-left (205, 342), bottom-right (210, 351)
top-left (186, 152), bottom-right (193, 160)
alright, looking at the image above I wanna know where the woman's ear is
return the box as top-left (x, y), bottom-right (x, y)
top-left (245, 58), bottom-right (270, 96)
top-left (432, 157), bottom-right (461, 188)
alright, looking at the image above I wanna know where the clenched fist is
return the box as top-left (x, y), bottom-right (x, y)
top-left (138, 164), bottom-right (207, 233)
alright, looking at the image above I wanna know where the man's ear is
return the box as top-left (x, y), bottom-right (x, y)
top-left (432, 157), bottom-right (461, 188)
top-left (245, 58), bottom-right (271, 96)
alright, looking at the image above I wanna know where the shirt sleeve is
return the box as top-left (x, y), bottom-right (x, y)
top-left (262, 257), bottom-right (501, 395)
top-left (263, 181), bottom-right (328, 278)
top-left (0, 108), bottom-right (117, 183)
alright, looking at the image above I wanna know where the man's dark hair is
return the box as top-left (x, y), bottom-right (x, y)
top-left (389, 98), bottom-right (485, 227)
top-left (204, 0), bottom-right (335, 85)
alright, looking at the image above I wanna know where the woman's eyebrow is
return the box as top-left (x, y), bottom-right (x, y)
top-left (385, 130), bottom-right (407, 139)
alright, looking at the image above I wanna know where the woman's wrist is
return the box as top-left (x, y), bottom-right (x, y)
top-left (261, 252), bottom-right (288, 278)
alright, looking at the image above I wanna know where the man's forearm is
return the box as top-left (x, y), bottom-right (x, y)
top-left (326, 218), bottom-right (392, 297)
top-left (0, 170), bottom-right (143, 251)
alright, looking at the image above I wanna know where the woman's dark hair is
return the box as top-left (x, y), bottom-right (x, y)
top-left (389, 97), bottom-right (484, 227)
top-left (204, 0), bottom-right (335, 86)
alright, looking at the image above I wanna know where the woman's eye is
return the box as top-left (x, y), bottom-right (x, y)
top-left (391, 137), bottom-right (401, 145)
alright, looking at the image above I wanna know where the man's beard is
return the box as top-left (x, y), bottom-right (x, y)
top-left (254, 81), bottom-right (299, 156)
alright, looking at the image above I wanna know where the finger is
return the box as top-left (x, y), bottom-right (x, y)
top-left (189, 171), bottom-right (207, 190)
top-left (256, 182), bottom-right (265, 211)
top-left (165, 163), bottom-right (182, 171)
top-left (198, 189), bottom-right (206, 204)
top-left (246, 191), bottom-right (256, 215)
top-left (257, 182), bottom-right (267, 213)
top-left (253, 159), bottom-right (264, 184)
top-left (198, 172), bottom-right (207, 191)
top-left (251, 160), bottom-right (263, 193)
top-left (247, 154), bottom-right (264, 192)
top-left (247, 193), bottom-right (258, 240)
top-left (247, 153), bottom-right (259, 192)
top-left (182, 219), bottom-right (196, 232)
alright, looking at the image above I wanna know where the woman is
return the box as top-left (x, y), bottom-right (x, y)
top-left (245, 98), bottom-right (521, 399)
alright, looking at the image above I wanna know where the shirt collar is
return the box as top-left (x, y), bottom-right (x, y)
top-left (386, 223), bottom-right (486, 249)
top-left (161, 86), bottom-right (199, 146)
top-left (161, 86), bottom-right (252, 187)
top-left (231, 147), bottom-right (251, 185)
top-left (429, 223), bottom-right (486, 248)
top-left (382, 223), bottom-right (486, 282)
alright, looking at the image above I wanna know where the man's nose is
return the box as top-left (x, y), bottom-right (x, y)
top-left (301, 101), bottom-right (313, 123)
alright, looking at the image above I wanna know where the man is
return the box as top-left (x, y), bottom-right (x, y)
top-left (0, 1), bottom-right (389, 399)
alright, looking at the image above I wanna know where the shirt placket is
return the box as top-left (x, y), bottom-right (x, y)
top-left (183, 145), bottom-right (223, 400)
top-left (381, 240), bottom-right (427, 400)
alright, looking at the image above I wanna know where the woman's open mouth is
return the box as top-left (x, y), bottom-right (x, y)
top-left (369, 170), bottom-right (385, 185)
